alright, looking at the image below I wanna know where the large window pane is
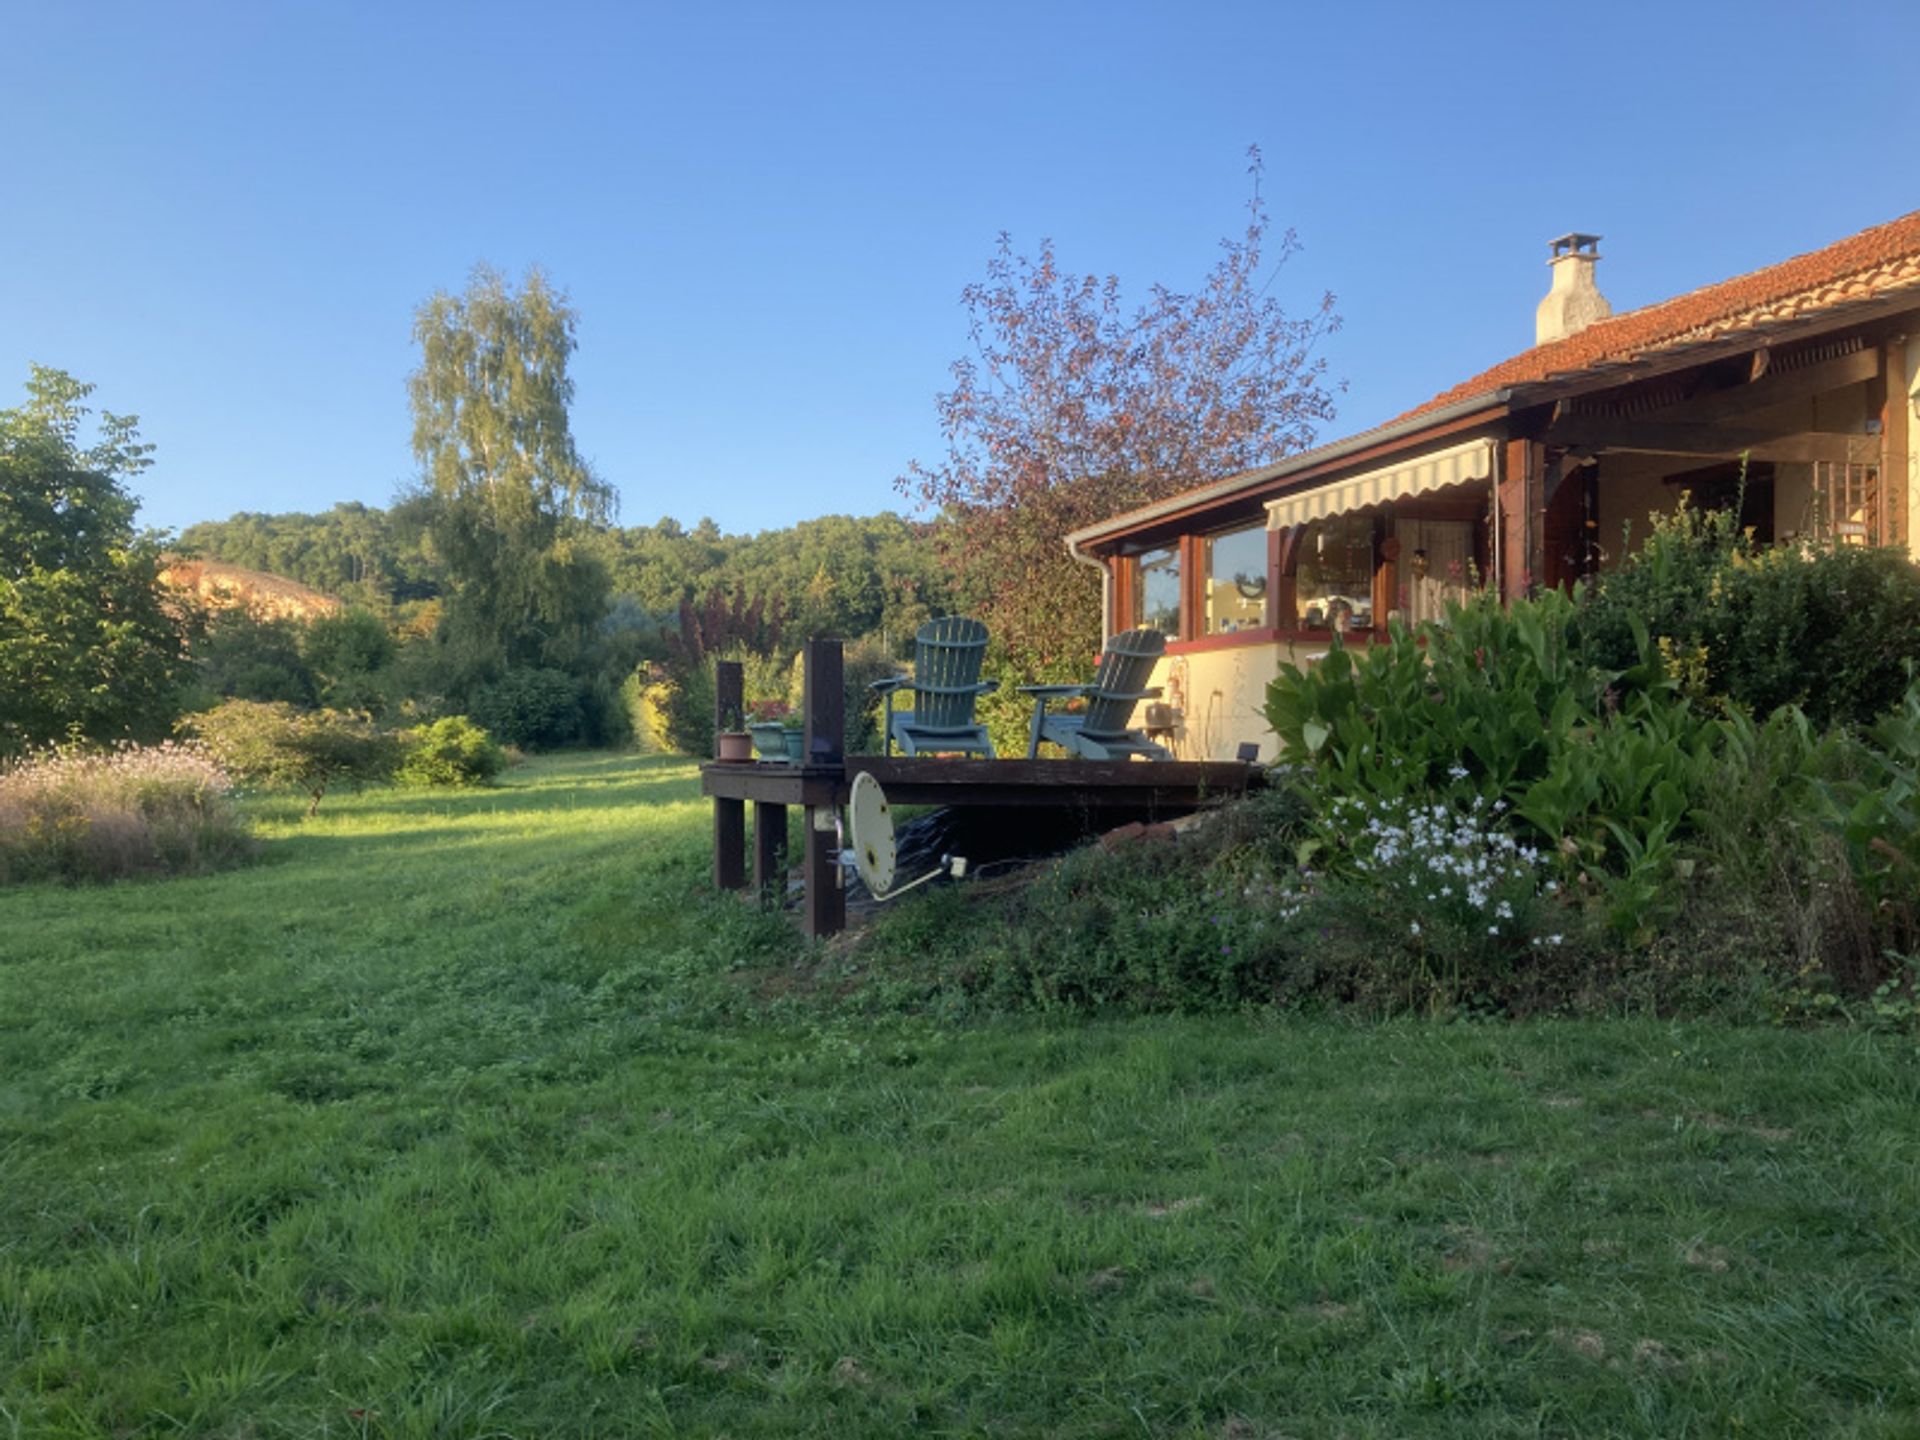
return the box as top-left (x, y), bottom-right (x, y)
top-left (1295, 514), bottom-right (1374, 632)
top-left (1135, 546), bottom-right (1180, 635)
top-left (1203, 524), bottom-right (1267, 635)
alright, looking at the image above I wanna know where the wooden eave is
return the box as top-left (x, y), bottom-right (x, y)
top-left (1082, 403), bottom-right (1505, 555)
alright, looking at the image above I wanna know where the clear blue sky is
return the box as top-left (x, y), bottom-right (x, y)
top-left (3, 0), bottom-right (1912, 538)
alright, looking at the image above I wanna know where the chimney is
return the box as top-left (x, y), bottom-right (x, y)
top-left (1535, 233), bottom-right (1611, 346)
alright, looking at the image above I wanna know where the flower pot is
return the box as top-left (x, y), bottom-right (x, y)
top-left (715, 730), bottom-right (753, 763)
top-left (748, 722), bottom-right (787, 760)
top-left (783, 730), bottom-right (807, 762)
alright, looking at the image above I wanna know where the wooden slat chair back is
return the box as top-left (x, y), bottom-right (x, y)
top-left (1020, 627), bottom-right (1172, 761)
top-left (870, 615), bottom-right (999, 758)
top-left (1079, 629), bottom-right (1167, 740)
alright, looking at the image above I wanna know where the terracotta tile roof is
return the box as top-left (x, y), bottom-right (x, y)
top-left (1401, 208), bottom-right (1920, 420)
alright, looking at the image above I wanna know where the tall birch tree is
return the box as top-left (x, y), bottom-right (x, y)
top-left (408, 266), bottom-right (614, 678)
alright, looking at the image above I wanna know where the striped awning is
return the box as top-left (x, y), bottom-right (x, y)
top-left (1265, 438), bottom-right (1496, 530)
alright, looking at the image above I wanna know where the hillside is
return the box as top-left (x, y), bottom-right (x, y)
top-left (158, 557), bottom-right (344, 622)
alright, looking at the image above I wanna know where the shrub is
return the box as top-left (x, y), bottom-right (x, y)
top-left (0, 741), bottom-right (253, 884)
top-left (192, 607), bottom-right (318, 706)
top-left (303, 608), bottom-right (398, 715)
top-left (469, 667), bottom-right (585, 750)
top-left (186, 700), bottom-right (398, 816)
top-left (396, 715), bottom-right (507, 788)
top-left (1575, 497), bottom-right (1920, 729)
top-left (1267, 590), bottom-right (1727, 943)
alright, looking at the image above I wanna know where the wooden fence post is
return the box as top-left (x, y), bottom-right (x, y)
top-left (801, 639), bottom-right (845, 937)
top-left (712, 659), bottom-right (745, 890)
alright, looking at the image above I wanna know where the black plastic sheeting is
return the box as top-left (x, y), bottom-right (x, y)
top-left (840, 802), bottom-right (1167, 911)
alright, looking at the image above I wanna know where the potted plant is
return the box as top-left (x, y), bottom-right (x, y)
top-left (715, 702), bottom-right (752, 763)
top-left (781, 715), bottom-right (807, 763)
top-left (746, 699), bottom-right (790, 761)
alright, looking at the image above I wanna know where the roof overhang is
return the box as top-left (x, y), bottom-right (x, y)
top-left (1064, 393), bottom-right (1508, 554)
top-left (1264, 437), bottom-right (1496, 530)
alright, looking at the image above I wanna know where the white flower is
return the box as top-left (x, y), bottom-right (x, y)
top-left (1410, 922), bottom-right (1421, 936)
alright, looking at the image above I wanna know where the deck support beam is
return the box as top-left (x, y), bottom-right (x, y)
top-left (712, 660), bottom-right (746, 890)
top-left (801, 639), bottom-right (846, 938)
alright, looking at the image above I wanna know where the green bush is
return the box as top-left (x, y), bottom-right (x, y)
top-left (1266, 590), bottom-right (1724, 944)
top-left (192, 608), bottom-right (317, 706)
top-left (396, 715), bottom-right (507, 788)
top-left (185, 700), bottom-right (398, 816)
top-left (1575, 499), bottom-right (1920, 728)
top-left (469, 667), bottom-right (585, 750)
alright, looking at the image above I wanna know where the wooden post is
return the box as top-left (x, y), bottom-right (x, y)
top-left (1499, 437), bottom-right (1541, 600)
top-left (801, 639), bottom-right (845, 938)
top-left (712, 660), bottom-right (745, 890)
top-left (753, 802), bottom-right (787, 895)
top-left (1882, 339), bottom-right (1909, 553)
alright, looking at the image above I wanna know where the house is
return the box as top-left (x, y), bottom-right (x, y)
top-left (1064, 211), bottom-right (1920, 761)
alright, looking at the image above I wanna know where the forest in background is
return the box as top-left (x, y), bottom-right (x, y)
top-left (171, 503), bottom-right (953, 751)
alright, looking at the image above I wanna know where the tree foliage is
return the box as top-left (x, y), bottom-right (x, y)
top-left (900, 150), bottom-right (1340, 670)
top-left (187, 700), bottom-right (398, 816)
top-left (0, 367), bottom-right (195, 755)
top-left (408, 265), bottom-right (615, 678)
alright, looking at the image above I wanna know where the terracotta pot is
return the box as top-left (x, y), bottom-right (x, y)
top-left (715, 730), bottom-right (753, 763)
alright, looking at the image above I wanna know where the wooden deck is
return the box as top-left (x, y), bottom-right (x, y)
top-left (702, 642), bottom-right (1260, 937)
top-left (701, 755), bottom-right (1258, 809)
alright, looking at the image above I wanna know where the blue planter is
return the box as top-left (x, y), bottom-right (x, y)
top-left (783, 730), bottom-right (807, 762)
top-left (748, 723), bottom-right (787, 760)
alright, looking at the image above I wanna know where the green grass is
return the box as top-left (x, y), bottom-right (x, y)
top-left (3, 753), bottom-right (1918, 1437)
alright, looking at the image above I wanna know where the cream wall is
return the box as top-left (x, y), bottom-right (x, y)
top-left (1132, 640), bottom-right (1318, 762)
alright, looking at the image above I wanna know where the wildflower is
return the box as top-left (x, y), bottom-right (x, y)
top-left (1409, 922), bottom-right (1421, 936)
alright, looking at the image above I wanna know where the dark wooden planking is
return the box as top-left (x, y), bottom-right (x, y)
top-left (802, 639), bottom-right (844, 766)
top-left (802, 812), bottom-right (844, 937)
top-left (753, 801), bottom-right (787, 894)
top-left (1547, 417), bottom-right (1866, 464)
top-left (701, 757), bottom-right (1257, 808)
top-left (700, 765), bottom-right (842, 805)
top-left (1644, 345), bottom-right (1879, 426)
top-left (713, 796), bottom-right (745, 890)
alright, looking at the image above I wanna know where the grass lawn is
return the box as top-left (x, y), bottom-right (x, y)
top-left (3, 753), bottom-right (1917, 1438)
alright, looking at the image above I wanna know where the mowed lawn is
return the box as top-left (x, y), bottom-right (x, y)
top-left (3, 755), bottom-right (1918, 1438)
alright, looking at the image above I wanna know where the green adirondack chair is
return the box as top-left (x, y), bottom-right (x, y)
top-left (870, 615), bottom-right (1000, 758)
top-left (1020, 627), bottom-right (1172, 760)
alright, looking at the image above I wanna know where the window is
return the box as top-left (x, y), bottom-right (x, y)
top-left (1133, 546), bottom-right (1181, 635)
top-left (1203, 524), bottom-right (1267, 635)
top-left (1294, 513), bottom-right (1374, 632)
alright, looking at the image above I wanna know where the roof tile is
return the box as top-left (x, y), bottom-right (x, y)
top-left (1401, 208), bottom-right (1920, 420)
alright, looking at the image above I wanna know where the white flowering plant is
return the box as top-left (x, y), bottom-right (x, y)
top-left (1303, 789), bottom-right (1568, 1008)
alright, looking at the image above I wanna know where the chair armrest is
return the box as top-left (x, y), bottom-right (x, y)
top-left (1091, 687), bottom-right (1162, 703)
top-left (1016, 684), bottom-right (1088, 699)
top-left (868, 675), bottom-right (910, 694)
top-left (970, 680), bottom-right (1002, 696)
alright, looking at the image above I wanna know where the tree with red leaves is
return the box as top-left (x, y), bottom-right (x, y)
top-left (900, 150), bottom-right (1340, 726)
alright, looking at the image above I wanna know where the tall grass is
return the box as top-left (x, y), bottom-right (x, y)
top-left (0, 740), bottom-right (253, 884)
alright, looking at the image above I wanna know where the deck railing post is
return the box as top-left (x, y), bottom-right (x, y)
top-left (801, 638), bottom-right (846, 938)
top-left (713, 659), bottom-right (746, 890)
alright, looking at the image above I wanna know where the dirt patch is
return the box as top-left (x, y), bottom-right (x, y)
top-left (1144, 1196), bottom-right (1207, 1219)
top-left (832, 1356), bottom-right (874, 1387)
top-left (1550, 1327), bottom-right (1608, 1361)
top-left (1682, 1243), bottom-right (1732, 1273)
top-left (1085, 1266), bottom-right (1130, 1295)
